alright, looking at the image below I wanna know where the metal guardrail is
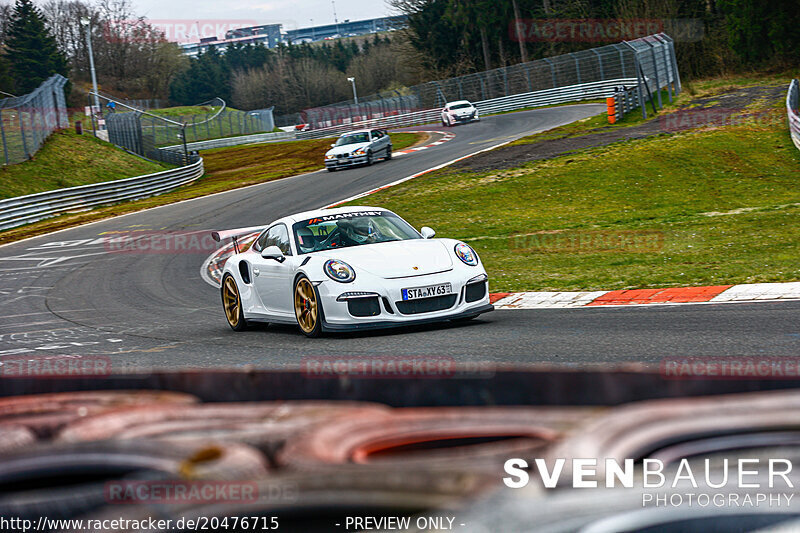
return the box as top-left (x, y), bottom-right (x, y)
top-left (297, 78), bottom-right (638, 139)
top-left (0, 159), bottom-right (204, 231)
top-left (162, 131), bottom-right (295, 152)
top-left (788, 79), bottom-right (800, 151)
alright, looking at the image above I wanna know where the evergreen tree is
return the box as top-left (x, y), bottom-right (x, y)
top-left (4, 0), bottom-right (68, 93)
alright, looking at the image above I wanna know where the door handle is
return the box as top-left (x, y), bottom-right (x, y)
top-left (253, 268), bottom-right (260, 276)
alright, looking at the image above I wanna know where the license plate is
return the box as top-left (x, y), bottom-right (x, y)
top-left (402, 282), bottom-right (453, 301)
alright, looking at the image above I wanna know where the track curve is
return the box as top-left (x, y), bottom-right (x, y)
top-left (0, 104), bottom-right (797, 370)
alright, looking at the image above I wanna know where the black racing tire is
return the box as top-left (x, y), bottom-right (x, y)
top-left (294, 275), bottom-right (324, 338)
top-left (385, 145), bottom-right (392, 160)
top-left (327, 167), bottom-right (336, 172)
top-left (366, 150), bottom-right (374, 166)
top-left (441, 118), bottom-right (448, 127)
top-left (221, 273), bottom-right (247, 331)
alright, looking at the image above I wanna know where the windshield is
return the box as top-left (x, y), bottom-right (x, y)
top-left (292, 210), bottom-right (420, 253)
top-left (334, 133), bottom-right (370, 146)
top-left (449, 103), bottom-right (472, 110)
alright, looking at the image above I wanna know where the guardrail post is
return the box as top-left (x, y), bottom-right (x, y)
top-left (592, 49), bottom-right (604, 80)
top-left (664, 35), bottom-right (681, 94)
top-left (543, 58), bottom-right (556, 88)
top-left (0, 112), bottom-right (8, 164)
top-left (648, 41), bottom-right (663, 109)
top-left (571, 53), bottom-right (581, 84)
top-left (622, 41), bottom-right (647, 120)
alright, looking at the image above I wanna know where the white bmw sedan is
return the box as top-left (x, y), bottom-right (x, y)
top-left (324, 129), bottom-right (392, 171)
top-left (212, 207), bottom-right (493, 337)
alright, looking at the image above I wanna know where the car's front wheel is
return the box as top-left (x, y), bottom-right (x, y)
top-left (294, 276), bottom-right (323, 338)
top-left (366, 150), bottom-right (374, 166)
top-left (385, 145), bottom-right (392, 160)
top-left (221, 273), bottom-right (247, 331)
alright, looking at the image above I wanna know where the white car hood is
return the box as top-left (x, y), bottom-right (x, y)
top-left (326, 142), bottom-right (370, 157)
top-left (319, 239), bottom-right (454, 278)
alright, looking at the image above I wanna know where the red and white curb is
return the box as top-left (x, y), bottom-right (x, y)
top-left (490, 282), bottom-right (800, 309)
top-left (394, 131), bottom-right (455, 155)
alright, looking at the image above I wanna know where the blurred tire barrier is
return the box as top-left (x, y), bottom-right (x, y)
top-left (0, 439), bottom-right (268, 522)
top-left (57, 401), bottom-right (391, 460)
top-left (0, 425), bottom-right (36, 453)
top-left (68, 467), bottom-right (499, 533)
top-left (278, 407), bottom-right (598, 472)
top-left (0, 158), bottom-right (203, 231)
top-left (547, 389), bottom-right (800, 486)
top-left (0, 390), bottom-right (199, 438)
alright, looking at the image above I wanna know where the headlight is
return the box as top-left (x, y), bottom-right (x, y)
top-left (324, 259), bottom-right (356, 283)
top-left (325, 153), bottom-right (336, 160)
top-left (352, 148), bottom-right (366, 156)
top-left (454, 243), bottom-right (478, 266)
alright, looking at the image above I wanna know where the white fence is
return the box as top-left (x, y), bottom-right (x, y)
top-left (788, 79), bottom-right (800, 151)
top-left (0, 159), bottom-right (204, 231)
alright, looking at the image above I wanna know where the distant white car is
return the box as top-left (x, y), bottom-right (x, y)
top-left (212, 206), bottom-right (493, 337)
top-left (324, 129), bottom-right (392, 171)
top-left (441, 100), bottom-right (479, 127)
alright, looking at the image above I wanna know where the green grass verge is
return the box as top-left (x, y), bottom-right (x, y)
top-left (0, 128), bottom-right (168, 200)
top-left (0, 132), bottom-right (425, 244)
top-left (344, 122), bottom-right (800, 292)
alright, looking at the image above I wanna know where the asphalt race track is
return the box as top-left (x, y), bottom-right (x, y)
top-left (1, 104), bottom-right (798, 371)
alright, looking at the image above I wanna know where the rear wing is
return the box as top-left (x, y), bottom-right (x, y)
top-left (211, 225), bottom-right (266, 254)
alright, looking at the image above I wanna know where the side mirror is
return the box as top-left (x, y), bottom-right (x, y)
top-left (261, 245), bottom-right (285, 262)
top-left (420, 227), bottom-right (436, 239)
top-left (330, 143), bottom-right (336, 148)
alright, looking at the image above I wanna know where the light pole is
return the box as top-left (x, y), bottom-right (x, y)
top-left (347, 77), bottom-right (358, 104)
top-left (310, 19), bottom-right (315, 41)
top-left (80, 17), bottom-right (100, 111)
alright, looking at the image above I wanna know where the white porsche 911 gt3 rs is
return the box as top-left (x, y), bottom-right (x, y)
top-left (211, 207), bottom-right (493, 337)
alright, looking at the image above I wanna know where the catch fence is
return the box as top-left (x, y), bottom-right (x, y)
top-left (0, 75), bottom-right (69, 165)
top-left (302, 33), bottom-right (679, 130)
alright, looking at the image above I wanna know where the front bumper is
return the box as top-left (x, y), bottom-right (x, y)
top-left (325, 154), bottom-right (369, 168)
top-left (315, 270), bottom-right (493, 332)
top-left (450, 114), bottom-right (478, 123)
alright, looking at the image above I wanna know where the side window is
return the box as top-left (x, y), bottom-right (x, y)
top-left (253, 229), bottom-right (271, 252)
top-left (268, 224), bottom-right (292, 256)
top-left (253, 224), bottom-right (292, 255)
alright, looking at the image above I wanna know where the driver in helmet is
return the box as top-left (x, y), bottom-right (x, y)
top-left (295, 226), bottom-right (318, 253)
top-left (337, 217), bottom-right (381, 246)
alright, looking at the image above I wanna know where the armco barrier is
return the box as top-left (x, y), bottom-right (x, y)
top-left (297, 78), bottom-right (638, 139)
top-left (0, 159), bottom-right (204, 231)
top-left (161, 131), bottom-right (295, 152)
top-left (788, 79), bottom-right (800, 151)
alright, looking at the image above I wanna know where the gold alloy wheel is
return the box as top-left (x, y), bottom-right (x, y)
top-left (222, 276), bottom-right (241, 327)
top-left (294, 278), bottom-right (319, 334)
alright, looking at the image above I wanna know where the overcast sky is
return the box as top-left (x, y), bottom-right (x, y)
top-left (133, 0), bottom-right (394, 34)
